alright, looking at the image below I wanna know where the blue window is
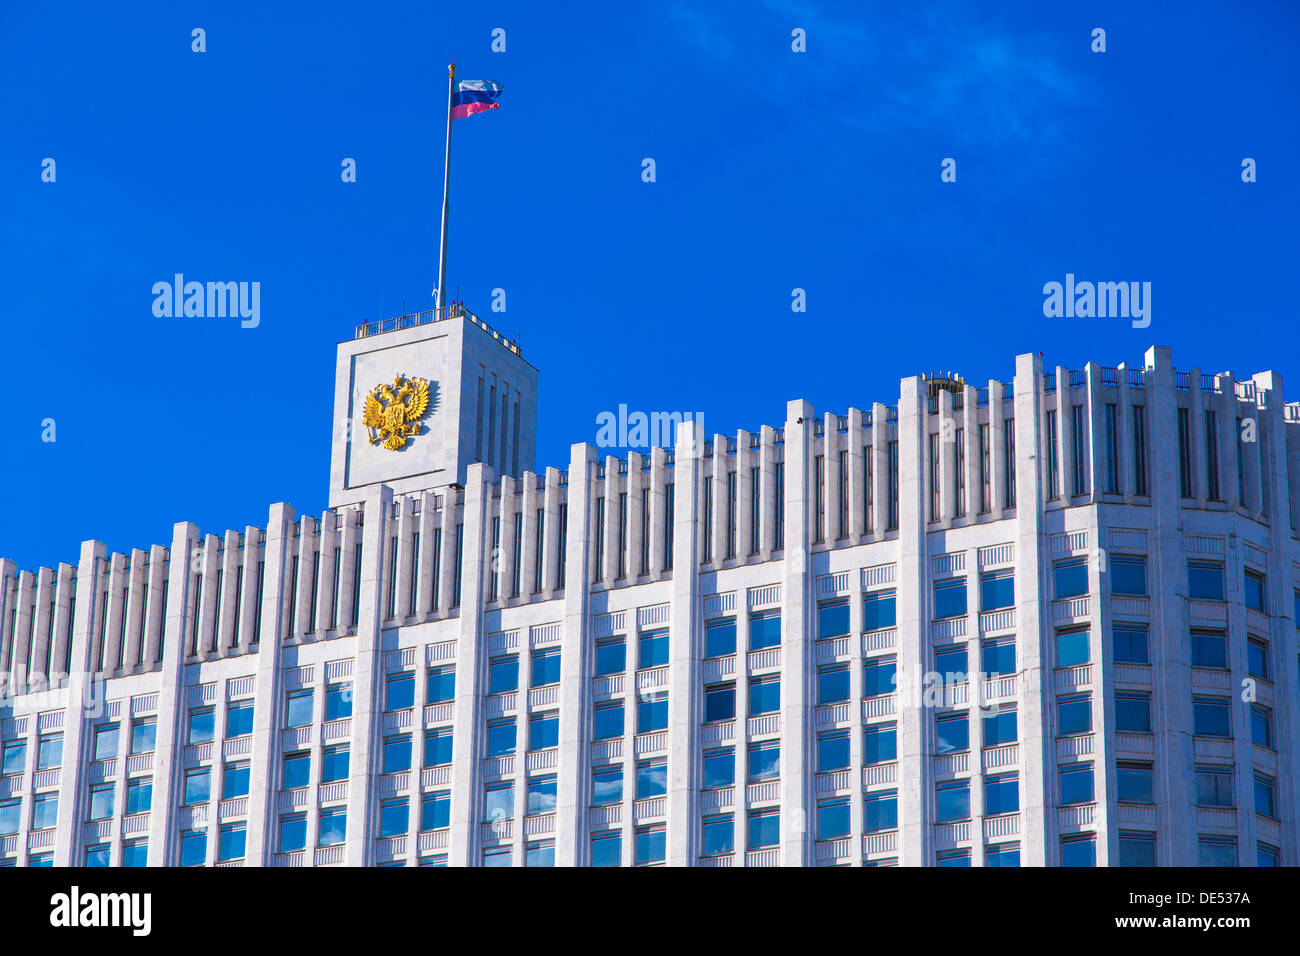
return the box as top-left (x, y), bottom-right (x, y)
top-left (863, 724), bottom-right (897, 764)
top-left (282, 752), bottom-right (310, 789)
top-left (1059, 763), bottom-right (1094, 805)
top-left (321, 744), bottom-right (349, 782)
top-left (130, 718), bottom-right (156, 755)
top-left (379, 799), bottom-right (408, 837)
top-left (488, 656), bottom-right (519, 694)
top-left (704, 683), bottom-right (736, 722)
top-left (983, 707), bottom-right (1017, 747)
top-left (1111, 556), bottom-right (1147, 595)
top-left (635, 825), bottom-right (666, 865)
top-left (318, 809), bottom-right (346, 846)
top-left (27, 854), bottom-right (53, 867)
top-left (936, 780), bottom-right (970, 822)
top-left (639, 631), bottom-right (669, 668)
top-left (817, 664), bottom-right (849, 704)
top-left (421, 791), bottom-right (451, 830)
top-left (36, 734), bottom-right (61, 770)
top-left (748, 678), bottom-right (780, 715)
top-left (749, 612), bottom-right (781, 649)
top-left (980, 572), bottom-right (1014, 611)
top-left (424, 730), bottom-right (453, 766)
top-left (1053, 558), bottom-right (1088, 599)
top-left (525, 840), bottom-right (555, 867)
top-left (2, 742), bottom-right (25, 775)
top-left (1247, 639), bottom-right (1269, 680)
top-left (638, 693), bottom-right (668, 732)
top-left (592, 766), bottom-right (623, 805)
top-left (531, 649), bottom-right (561, 687)
top-left (1193, 697), bottom-right (1231, 737)
top-left (219, 823), bottom-right (246, 862)
top-left (1259, 844), bottom-right (1280, 867)
top-left (816, 601), bottom-right (849, 639)
top-left (184, 768), bottom-right (210, 806)
top-left (982, 639), bottom-right (1016, 676)
top-left (384, 734), bottom-right (414, 771)
top-left (285, 690), bottom-right (313, 728)
top-left (89, 784), bottom-right (114, 820)
top-left (325, 681), bottom-right (354, 719)
top-left (188, 709), bottom-right (215, 744)
top-left (863, 791), bottom-right (897, 832)
top-left (121, 842), bottom-right (148, 867)
top-left (1057, 694), bottom-right (1092, 736)
top-left (702, 814), bottom-right (734, 856)
top-left (1061, 835), bottom-right (1096, 867)
top-left (817, 797), bottom-right (850, 839)
top-left (385, 672), bottom-right (415, 710)
top-left (529, 712), bottom-right (559, 750)
top-left (1118, 831), bottom-right (1155, 867)
top-left (222, 761), bottom-right (250, 798)
top-left (85, 845), bottom-right (110, 867)
top-left (1251, 705), bottom-right (1274, 749)
top-left (483, 783), bottom-right (513, 822)
top-left (279, 813), bottom-right (307, 851)
top-left (1254, 774), bottom-right (1276, 817)
top-left (937, 849), bottom-right (970, 867)
top-left (863, 658), bottom-right (897, 697)
top-left (748, 742), bottom-right (779, 781)
top-left (748, 809), bottom-right (779, 849)
top-left (863, 590), bottom-right (896, 631)
top-left (935, 713), bottom-right (969, 754)
top-left (1056, 628), bottom-right (1090, 667)
top-left (591, 831), bottom-right (621, 867)
top-left (180, 830), bottom-right (206, 866)
top-left (705, 620), bottom-right (736, 658)
top-left (986, 843), bottom-right (1020, 867)
top-left (31, 793), bottom-right (58, 829)
top-left (1198, 836), bottom-right (1236, 867)
top-left (527, 775), bottom-right (557, 815)
top-left (0, 800), bottom-right (19, 835)
top-left (482, 846), bottom-right (511, 867)
top-left (594, 639), bottom-right (625, 676)
top-left (703, 748), bottom-right (734, 789)
top-left (817, 731), bottom-right (850, 772)
top-left (486, 720), bottom-right (516, 757)
top-left (1113, 624), bottom-right (1148, 664)
top-left (934, 644), bottom-right (967, 680)
top-left (126, 777), bottom-right (152, 815)
top-left (1115, 692), bottom-right (1151, 733)
top-left (425, 668), bottom-right (455, 704)
top-left (934, 578), bottom-right (967, 619)
top-left (1188, 561), bottom-right (1225, 600)
top-left (92, 724), bottom-right (119, 761)
top-left (1117, 762), bottom-right (1153, 803)
top-left (1244, 570), bottom-right (1266, 612)
top-left (593, 703), bottom-right (624, 740)
top-left (225, 703), bottom-right (254, 738)
top-left (636, 759), bottom-right (667, 799)
top-left (1190, 629), bottom-right (1227, 669)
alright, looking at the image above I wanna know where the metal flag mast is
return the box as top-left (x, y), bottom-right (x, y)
top-left (436, 60), bottom-right (456, 311)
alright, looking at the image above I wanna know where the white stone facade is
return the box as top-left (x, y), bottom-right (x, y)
top-left (1, 332), bottom-right (1297, 867)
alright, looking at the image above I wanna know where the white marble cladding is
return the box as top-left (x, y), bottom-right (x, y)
top-left (1, 346), bottom-right (1299, 868)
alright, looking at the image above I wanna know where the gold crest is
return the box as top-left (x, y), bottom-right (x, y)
top-left (362, 373), bottom-right (431, 450)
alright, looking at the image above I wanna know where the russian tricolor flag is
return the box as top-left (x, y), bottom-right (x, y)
top-left (452, 80), bottom-right (503, 120)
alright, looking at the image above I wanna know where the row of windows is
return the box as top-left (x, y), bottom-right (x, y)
top-left (1053, 690), bottom-right (1276, 746)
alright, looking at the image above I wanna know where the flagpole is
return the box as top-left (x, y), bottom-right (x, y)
top-left (436, 60), bottom-right (456, 311)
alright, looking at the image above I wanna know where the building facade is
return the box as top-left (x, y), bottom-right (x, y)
top-left (1, 315), bottom-right (1298, 867)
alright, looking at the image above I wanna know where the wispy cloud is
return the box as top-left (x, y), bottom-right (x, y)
top-left (666, 0), bottom-right (1090, 148)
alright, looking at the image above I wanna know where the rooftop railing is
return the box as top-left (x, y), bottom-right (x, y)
top-left (355, 303), bottom-right (522, 357)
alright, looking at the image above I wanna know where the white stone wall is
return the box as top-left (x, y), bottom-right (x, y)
top-left (0, 345), bottom-right (1296, 866)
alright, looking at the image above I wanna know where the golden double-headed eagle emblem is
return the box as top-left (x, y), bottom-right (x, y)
top-left (362, 373), bottom-right (431, 450)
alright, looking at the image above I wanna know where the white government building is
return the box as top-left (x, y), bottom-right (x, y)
top-left (1, 309), bottom-right (1297, 867)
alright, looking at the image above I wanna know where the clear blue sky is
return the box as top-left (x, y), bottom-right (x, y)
top-left (1, 0), bottom-right (1297, 573)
